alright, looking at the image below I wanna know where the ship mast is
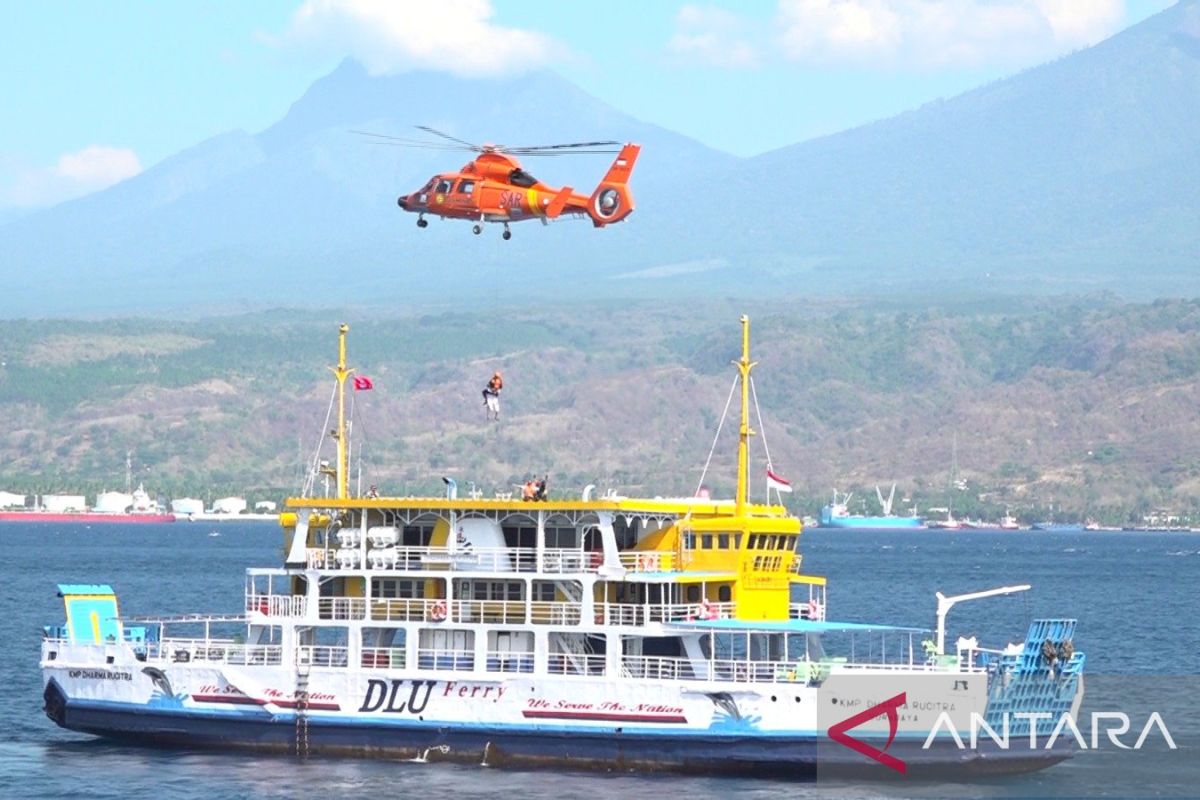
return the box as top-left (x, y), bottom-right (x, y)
top-left (735, 314), bottom-right (757, 516)
top-left (329, 323), bottom-right (353, 500)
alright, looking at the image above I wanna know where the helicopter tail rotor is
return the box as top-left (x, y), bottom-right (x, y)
top-left (587, 143), bottom-right (641, 227)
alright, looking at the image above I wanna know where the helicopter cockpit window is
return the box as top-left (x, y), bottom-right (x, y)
top-left (456, 180), bottom-right (475, 195)
top-left (435, 179), bottom-right (453, 194)
top-left (508, 168), bottom-right (536, 188)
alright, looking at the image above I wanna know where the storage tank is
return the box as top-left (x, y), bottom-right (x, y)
top-left (212, 496), bottom-right (247, 515)
top-left (171, 497), bottom-right (204, 516)
top-left (43, 494), bottom-right (87, 513)
top-left (94, 491), bottom-right (133, 513)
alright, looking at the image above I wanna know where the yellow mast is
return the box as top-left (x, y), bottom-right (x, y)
top-left (329, 323), bottom-right (353, 500)
top-left (735, 314), bottom-right (757, 516)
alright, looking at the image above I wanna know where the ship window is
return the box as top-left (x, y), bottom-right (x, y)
top-left (545, 526), bottom-right (578, 548)
top-left (701, 534), bottom-right (713, 549)
top-left (683, 532), bottom-right (695, 549)
top-left (435, 179), bottom-right (452, 194)
top-left (372, 578), bottom-right (422, 598)
top-left (456, 180), bottom-right (475, 194)
top-left (717, 533), bottom-right (730, 549)
top-left (686, 585), bottom-right (700, 602)
top-left (402, 524), bottom-right (434, 547)
top-left (732, 533), bottom-right (743, 549)
top-left (747, 535), bottom-right (758, 549)
top-left (532, 580), bottom-right (568, 601)
top-left (718, 585), bottom-right (731, 602)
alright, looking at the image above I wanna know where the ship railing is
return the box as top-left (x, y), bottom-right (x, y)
top-left (833, 660), bottom-right (985, 674)
top-left (529, 601), bottom-right (583, 625)
top-left (451, 599), bottom-right (528, 625)
top-left (594, 603), bottom-right (647, 626)
top-left (485, 649), bottom-right (535, 674)
top-left (593, 601), bottom-right (735, 626)
top-left (151, 638), bottom-right (283, 666)
top-left (416, 647), bottom-right (475, 672)
top-left (788, 601), bottom-right (826, 621)
top-left (296, 645), bottom-right (349, 668)
top-left (306, 545), bottom-right (599, 574)
top-left (360, 646), bottom-right (407, 669)
top-left (246, 593), bottom-right (307, 618)
top-left (622, 655), bottom-right (698, 680)
top-left (618, 551), bottom-right (676, 572)
top-left (317, 596), bottom-right (367, 621)
top-left (547, 653), bottom-right (607, 676)
top-left (647, 602), bottom-right (734, 623)
top-left (370, 597), bottom-right (440, 622)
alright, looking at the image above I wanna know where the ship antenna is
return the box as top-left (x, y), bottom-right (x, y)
top-left (330, 323), bottom-right (354, 500)
top-left (735, 315), bottom-right (757, 516)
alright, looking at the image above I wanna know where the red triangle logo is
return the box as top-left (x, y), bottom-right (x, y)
top-left (826, 691), bottom-right (908, 774)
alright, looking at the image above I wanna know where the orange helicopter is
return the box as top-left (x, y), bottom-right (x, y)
top-left (358, 126), bottom-right (641, 239)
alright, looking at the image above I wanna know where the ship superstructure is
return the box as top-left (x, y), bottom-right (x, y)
top-left (41, 318), bottom-right (1085, 777)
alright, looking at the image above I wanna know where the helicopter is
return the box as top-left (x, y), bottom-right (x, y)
top-left (357, 126), bottom-right (641, 239)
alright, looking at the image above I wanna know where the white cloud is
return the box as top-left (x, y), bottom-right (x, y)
top-left (2, 145), bottom-right (142, 208)
top-left (774, 0), bottom-right (1127, 67)
top-left (667, 5), bottom-right (761, 68)
top-left (274, 0), bottom-right (563, 77)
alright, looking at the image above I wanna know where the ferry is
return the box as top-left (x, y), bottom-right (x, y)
top-left (41, 318), bottom-right (1085, 778)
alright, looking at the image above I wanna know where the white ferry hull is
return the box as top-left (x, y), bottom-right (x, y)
top-left (41, 656), bottom-right (1078, 777)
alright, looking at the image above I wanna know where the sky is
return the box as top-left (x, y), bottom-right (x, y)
top-left (0, 0), bottom-right (1178, 211)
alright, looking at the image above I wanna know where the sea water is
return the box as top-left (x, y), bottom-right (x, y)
top-left (2, 524), bottom-right (1198, 799)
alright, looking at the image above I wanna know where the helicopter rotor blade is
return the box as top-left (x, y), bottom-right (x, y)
top-left (349, 131), bottom-right (479, 152)
top-left (504, 140), bottom-right (621, 153)
top-left (414, 125), bottom-right (484, 150)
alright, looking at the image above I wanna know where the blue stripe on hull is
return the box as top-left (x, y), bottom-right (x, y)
top-left (818, 517), bottom-right (924, 529)
top-left (52, 698), bottom-right (1073, 779)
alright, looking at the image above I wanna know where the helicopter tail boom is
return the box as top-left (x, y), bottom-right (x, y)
top-left (586, 143), bottom-right (641, 227)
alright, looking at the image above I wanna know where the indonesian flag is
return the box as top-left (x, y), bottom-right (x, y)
top-left (766, 468), bottom-right (792, 493)
top-left (352, 375), bottom-right (374, 391)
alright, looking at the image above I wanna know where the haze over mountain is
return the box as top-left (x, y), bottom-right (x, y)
top-left (2, 1), bottom-right (1198, 317)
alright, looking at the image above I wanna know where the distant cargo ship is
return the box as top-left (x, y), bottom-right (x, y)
top-left (0, 510), bottom-right (175, 523)
top-left (818, 486), bottom-right (924, 529)
top-left (0, 484), bottom-right (174, 524)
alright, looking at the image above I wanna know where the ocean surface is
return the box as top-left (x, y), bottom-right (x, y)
top-left (3, 523), bottom-right (1198, 799)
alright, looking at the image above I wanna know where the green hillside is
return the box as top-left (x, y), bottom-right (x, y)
top-left (2, 296), bottom-right (1200, 524)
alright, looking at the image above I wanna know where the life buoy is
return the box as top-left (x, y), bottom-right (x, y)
top-left (430, 600), bottom-right (448, 622)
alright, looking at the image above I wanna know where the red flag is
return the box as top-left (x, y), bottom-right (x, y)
top-left (766, 468), bottom-right (792, 493)
top-left (353, 375), bottom-right (374, 391)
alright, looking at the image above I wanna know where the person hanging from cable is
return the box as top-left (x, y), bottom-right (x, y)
top-left (483, 370), bottom-right (503, 421)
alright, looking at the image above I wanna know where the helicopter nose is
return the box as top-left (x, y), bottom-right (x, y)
top-left (397, 195), bottom-right (408, 210)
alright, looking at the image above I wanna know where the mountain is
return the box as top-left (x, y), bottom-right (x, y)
top-left (2, 2), bottom-right (1199, 317)
top-left (712, 0), bottom-right (1200, 292)
top-left (0, 64), bottom-right (734, 317)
